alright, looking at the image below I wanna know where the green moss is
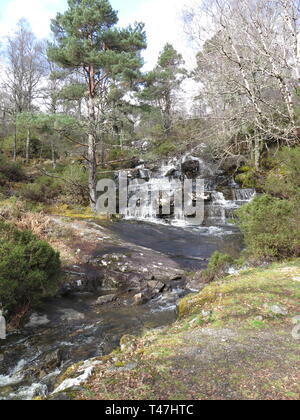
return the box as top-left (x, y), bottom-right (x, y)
top-left (178, 260), bottom-right (300, 321)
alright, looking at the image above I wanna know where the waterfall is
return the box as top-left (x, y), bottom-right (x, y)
top-left (232, 189), bottom-right (256, 201)
top-left (122, 156), bottom-right (255, 227)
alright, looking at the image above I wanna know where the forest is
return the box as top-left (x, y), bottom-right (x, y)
top-left (0, 0), bottom-right (299, 402)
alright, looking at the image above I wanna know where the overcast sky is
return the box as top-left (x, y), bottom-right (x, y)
top-left (0, 0), bottom-right (195, 70)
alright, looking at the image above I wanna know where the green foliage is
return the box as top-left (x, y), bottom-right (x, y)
top-left (264, 147), bottom-right (300, 199)
top-left (153, 139), bottom-right (177, 157)
top-left (235, 165), bottom-right (259, 188)
top-left (20, 164), bottom-right (88, 205)
top-left (20, 176), bottom-right (62, 204)
top-left (106, 147), bottom-right (136, 169)
top-left (201, 251), bottom-right (234, 283)
top-left (48, 0), bottom-right (146, 81)
top-left (58, 83), bottom-right (86, 101)
top-left (207, 251), bottom-right (235, 272)
top-left (236, 147), bottom-right (300, 261)
top-left (60, 163), bottom-right (89, 205)
top-left (0, 221), bottom-right (61, 318)
top-left (237, 194), bottom-right (300, 259)
top-left (139, 43), bottom-right (186, 134)
top-left (0, 155), bottom-right (26, 185)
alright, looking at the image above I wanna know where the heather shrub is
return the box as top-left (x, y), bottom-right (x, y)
top-left (0, 156), bottom-right (26, 185)
top-left (201, 251), bottom-right (235, 283)
top-left (237, 194), bottom-right (300, 259)
top-left (0, 221), bottom-right (61, 319)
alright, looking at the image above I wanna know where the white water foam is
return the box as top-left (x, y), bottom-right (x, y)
top-left (0, 359), bottom-right (26, 388)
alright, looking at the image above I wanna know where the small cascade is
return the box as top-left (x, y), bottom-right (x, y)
top-left (232, 189), bottom-right (256, 202)
top-left (122, 155), bottom-right (256, 226)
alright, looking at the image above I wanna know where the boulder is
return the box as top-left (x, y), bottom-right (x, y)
top-left (181, 157), bottom-right (200, 178)
top-left (269, 305), bottom-right (288, 316)
top-left (94, 294), bottom-right (116, 306)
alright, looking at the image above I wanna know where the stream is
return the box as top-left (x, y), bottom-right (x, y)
top-left (0, 155), bottom-right (252, 400)
top-left (0, 220), bottom-right (243, 400)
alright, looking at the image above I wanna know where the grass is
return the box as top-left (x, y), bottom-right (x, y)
top-left (178, 260), bottom-right (300, 327)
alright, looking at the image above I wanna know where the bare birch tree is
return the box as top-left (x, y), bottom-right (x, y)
top-left (2, 19), bottom-right (46, 161)
top-left (184, 0), bottom-right (300, 167)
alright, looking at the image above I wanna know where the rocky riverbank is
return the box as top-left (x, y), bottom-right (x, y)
top-left (53, 260), bottom-right (300, 400)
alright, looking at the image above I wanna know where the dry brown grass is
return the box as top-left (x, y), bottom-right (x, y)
top-left (0, 200), bottom-right (52, 239)
top-left (0, 199), bottom-right (78, 265)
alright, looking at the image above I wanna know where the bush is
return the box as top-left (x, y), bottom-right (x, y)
top-left (0, 156), bottom-right (26, 184)
top-left (0, 221), bottom-right (61, 319)
top-left (264, 147), bottom-right (300, 199)
top-left (20, 176), bottom-right (62, 203)
top-left (60, 163), bottom-right (89, 205)
top-left (201, 251), bottom-right (234, 283)
top-left (19, 164), bottom-right (89, 205)
top-left (153, 139), bottom-right (177, 157)
top-left (237, 194), bottom-right (300, 260)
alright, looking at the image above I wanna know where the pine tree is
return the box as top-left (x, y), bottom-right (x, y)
top-left (48, 0), bottom-right (146, 210)
top-left (140, 44), bottom-right (186, 136)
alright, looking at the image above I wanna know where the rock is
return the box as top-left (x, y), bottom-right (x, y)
top-left (102, 271), bottom-right (127, 289)
top-left (127, 273), bottom-right (144, 285)
top-left (147, 281), bottom-right (165, 293)
top-left (43, 349), bottom-right (63, 372)
top-left (181, 156), bottom-right (200, 178)
top-left (120, 335), bottom-right (138, 352)
top-left (133, 292), bottom-right (149, 305)
top-left (94, 294), bottom-right (115, 306)
top-left (25, 313), bottom-right (50, 328)
top-left (59, 309), bottom-right (85, 322)
top-left (48, 392), bottom-right (72, 401)
top-left (168, 277), bottom-right (187, 290)
top-left (186, 275), bottom-right (206, 292)
top-left (59, 283), bottom-right (73, 297)
top-left (269, 305), bottom-right (288, 316)
top-left (255, 316), bottom-right (264, 321)
top-left (53, 359), bottom-right (103, 395)
top-left (201, 310), bottom-right (212, 318)
top-left (170, 275), bottom-right (183, 281)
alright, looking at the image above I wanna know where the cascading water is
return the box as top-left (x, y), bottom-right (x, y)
top-left (232, 188), bottom-right (256, 202)
top-left (123, 155), bottom-right (256, 227)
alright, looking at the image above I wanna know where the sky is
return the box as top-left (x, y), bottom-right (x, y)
top-left (0, 0), bottom-right (196, 71)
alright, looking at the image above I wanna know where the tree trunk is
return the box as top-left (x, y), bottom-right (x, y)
top-left (87, 97), bottom-right (97, 212)
top-left (164, 91), bottom-right (172, 136)
top-left (51, 138), bottom-right (56, 169)
top-left (26, 128), bottom-right (30, 164)
top-left (13, 121), bottom-right (17, 162)
top-left (254, 137), bottom-right (261, 170)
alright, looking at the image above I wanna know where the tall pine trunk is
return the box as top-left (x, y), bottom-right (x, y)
top-left (87, 96), bottom-right (97, 212)
top-left (164, 91), bottom-right (172, 136)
